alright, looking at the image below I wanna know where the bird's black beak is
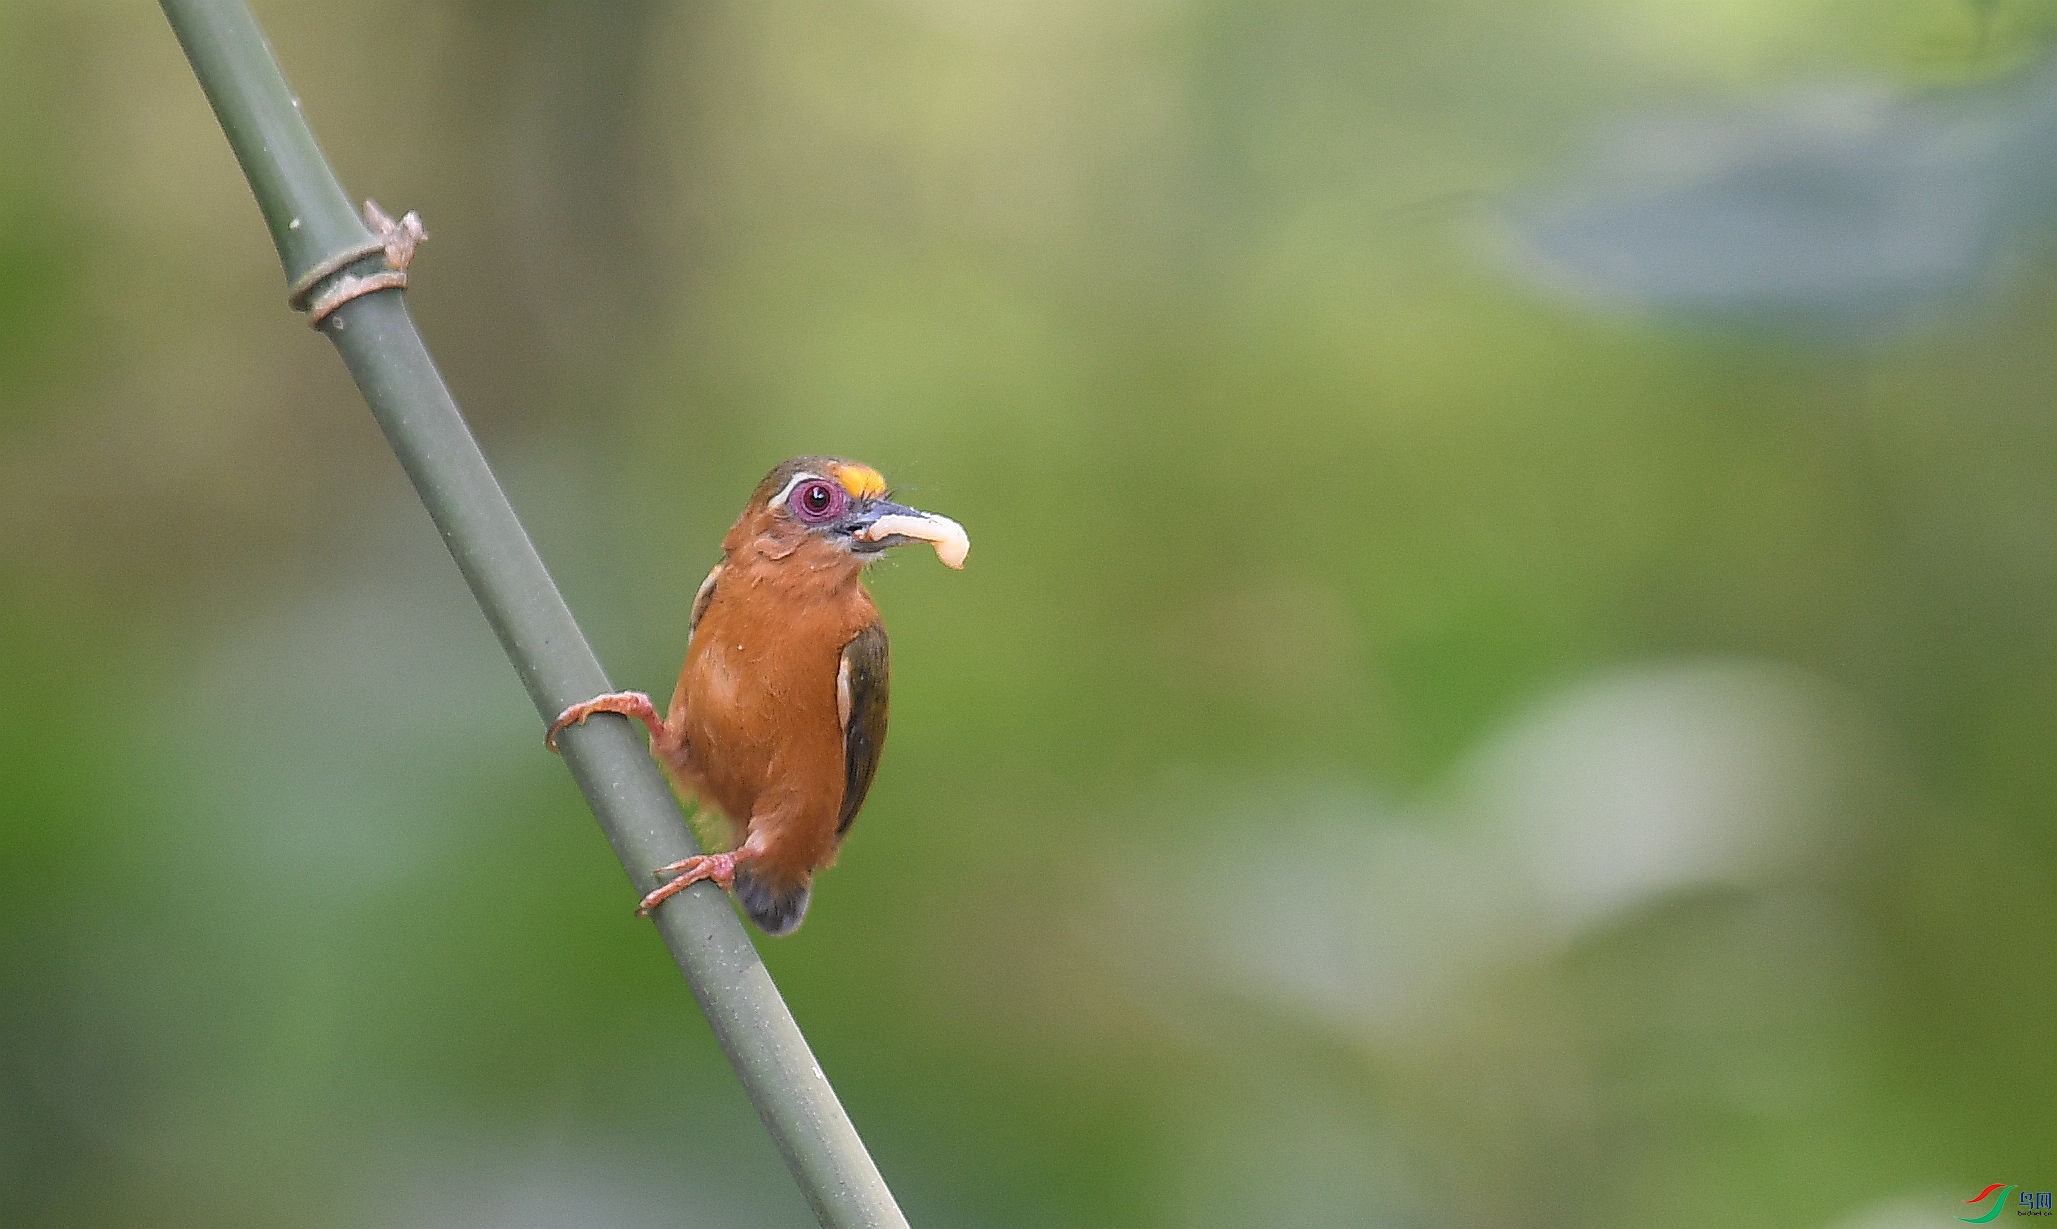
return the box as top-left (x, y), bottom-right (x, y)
top-left (845, 500), bottom-right (970, 568)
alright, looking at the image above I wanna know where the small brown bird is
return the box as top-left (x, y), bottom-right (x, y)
top-left (548, 457), bottom-right (968, 934)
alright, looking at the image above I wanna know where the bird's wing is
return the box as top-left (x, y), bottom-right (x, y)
top-left (687, 562), bottom-right (722, 641)
top-left (835, 621), bottom-right (890, 837)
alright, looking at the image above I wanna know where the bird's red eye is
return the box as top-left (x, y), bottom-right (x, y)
top-left (791, 479), bottom-right (845, 524)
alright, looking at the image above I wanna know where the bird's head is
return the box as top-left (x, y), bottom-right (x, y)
top-left (734, 456), bottom-right (969, 571)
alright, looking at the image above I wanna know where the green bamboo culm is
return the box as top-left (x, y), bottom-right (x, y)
top-left (156, 3), bottom-right (908, 1225)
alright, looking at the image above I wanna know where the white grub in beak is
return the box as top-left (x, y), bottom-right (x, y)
top-left (858, 512), bottom-right (970, 569)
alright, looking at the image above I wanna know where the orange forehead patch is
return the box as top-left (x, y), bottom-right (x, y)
top-left (830, 463), bottom-right (888, 501)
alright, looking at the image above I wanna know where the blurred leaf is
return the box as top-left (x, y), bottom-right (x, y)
top-left (1501, 58), bottom-right (2057, 330)
top-left (0, 204), bottom-right (92, 421)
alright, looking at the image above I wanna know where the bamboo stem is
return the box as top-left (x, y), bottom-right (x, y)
top-left (157, 3), bottom-right (907, 1224)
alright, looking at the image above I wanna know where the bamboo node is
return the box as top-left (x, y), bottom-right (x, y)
top-left (288, 200), bottom-right (428, 327)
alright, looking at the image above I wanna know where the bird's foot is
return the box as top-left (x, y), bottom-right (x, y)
top-left (545, 690), bottom-right (663, 751)
top-left (636, 852), bottom-right (739, 917)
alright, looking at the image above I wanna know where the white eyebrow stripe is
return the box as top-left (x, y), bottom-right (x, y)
top-left (768, 472), bottom-right (829, 513)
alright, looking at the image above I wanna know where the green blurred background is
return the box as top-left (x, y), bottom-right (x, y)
top-left (5, 1), bottom-right (2056, 1225)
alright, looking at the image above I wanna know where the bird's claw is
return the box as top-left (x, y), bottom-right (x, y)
top-left (636, 852), bottom-right (738, 916)
top-left (545, 690), bottom-right (664, 751)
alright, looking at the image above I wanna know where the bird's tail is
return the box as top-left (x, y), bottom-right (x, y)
top-left (732, 865), bottom-right (811, 936)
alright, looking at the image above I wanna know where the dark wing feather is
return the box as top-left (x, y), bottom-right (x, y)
top-left (836, 622), bottom-right (890, 837)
